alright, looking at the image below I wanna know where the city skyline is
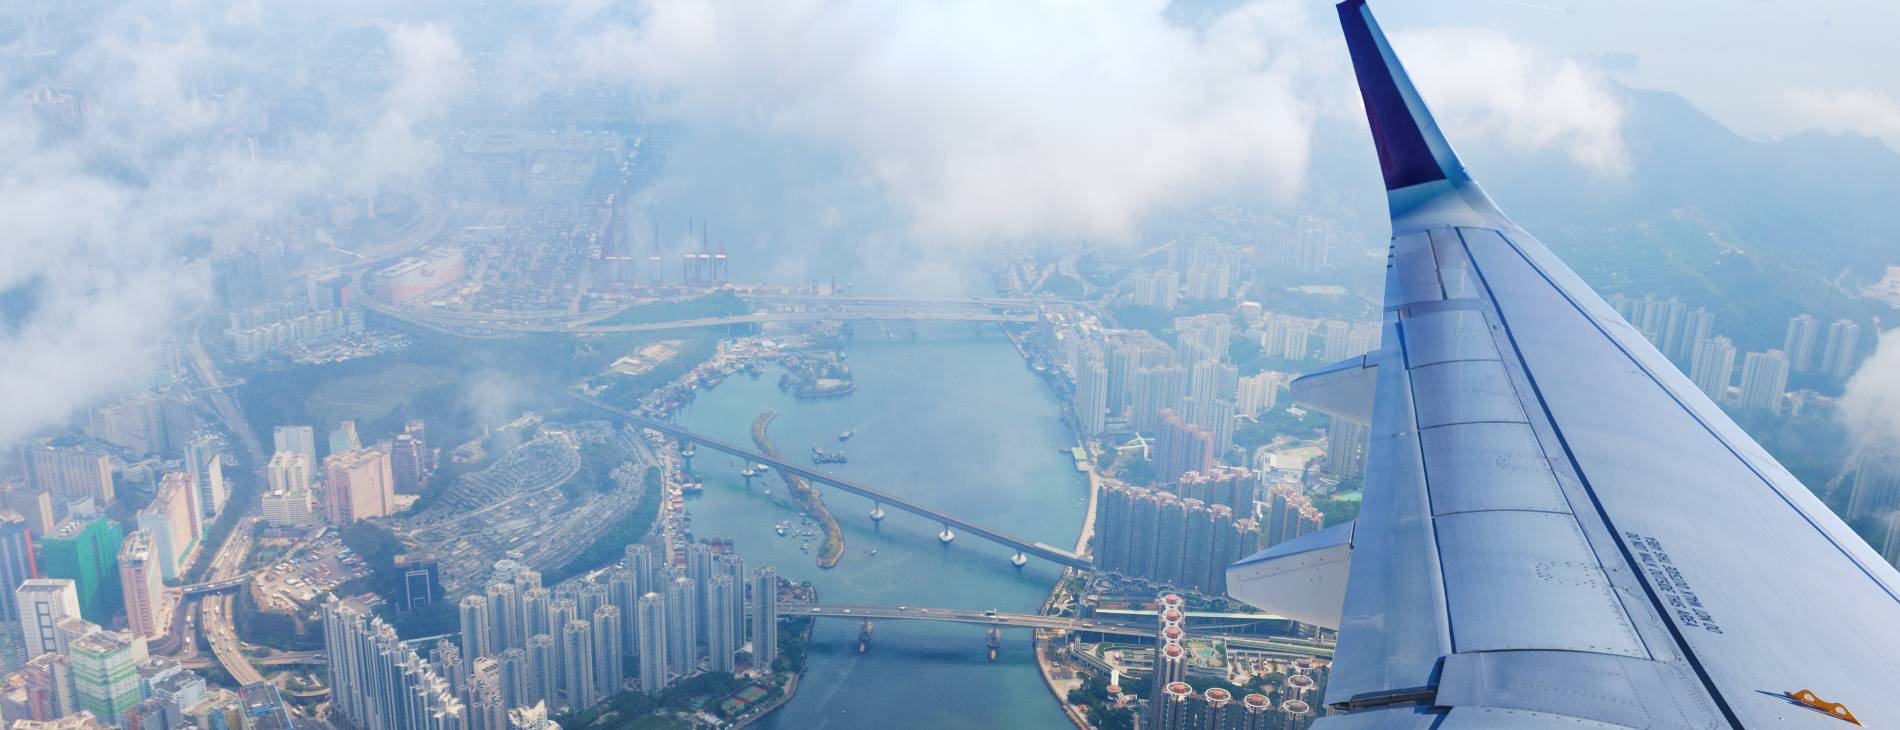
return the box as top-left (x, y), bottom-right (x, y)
top-left (0, 1), bottom-right (1897, 728)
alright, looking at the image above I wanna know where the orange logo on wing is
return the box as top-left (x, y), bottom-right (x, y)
top-left (1787, 689), bottom-right (1861, 726)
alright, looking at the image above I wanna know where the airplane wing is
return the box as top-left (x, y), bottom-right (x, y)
top-left (1226, 2), bottom-right (1900, 727)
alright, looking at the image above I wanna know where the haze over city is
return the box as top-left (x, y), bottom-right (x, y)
top-left (2, 1), bottom-right (1899, 728)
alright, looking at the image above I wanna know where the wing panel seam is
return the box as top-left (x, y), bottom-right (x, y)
top-left (1455, 227), bottom-right (1741, 729)
top-left (1485, 228), bottom-right (1900, 605)
top-left (1397, 317), bottom-right (1458, 656)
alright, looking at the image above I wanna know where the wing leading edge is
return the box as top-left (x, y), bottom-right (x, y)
top-left (1227, 2), bottom-right (1900, 727)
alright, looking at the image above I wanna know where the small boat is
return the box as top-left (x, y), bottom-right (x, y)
top-left (839, 430), bottom-right (854, 441)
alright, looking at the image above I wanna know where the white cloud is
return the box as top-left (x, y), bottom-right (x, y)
top-left (1389, 28), bottom-right (1629, 175)
top-left (544, 0), bottom-right (1328, 246)
top-left (0, 0), bottom-right (1645, 445)
top-left (1783, 88), bottom-right (1900, 150)
top-left (0, 3), bottom-right (466, 445)
top-left (1842, 329), bottom-right (1900, 454)
top-left (522, 1), bottom-right (1642, 249)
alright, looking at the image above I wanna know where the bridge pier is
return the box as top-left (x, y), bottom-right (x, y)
top-left (1011, 552), bottom-right (1028, 569)
top-left (870, 503), bottom-right (885, 522)
top-left (939, 525), bottom-right (955, 544)
top-left (679, 441), bottom-right (697, 471)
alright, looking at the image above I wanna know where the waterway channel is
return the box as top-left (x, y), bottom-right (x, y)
top-left (675, 325), bottom-right (1084, 729)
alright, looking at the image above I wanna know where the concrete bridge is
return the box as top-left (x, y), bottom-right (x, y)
top-left (175, 575), bottom-right (251, 596)
top-left (539, 310), bottom-right (1033, 333)
top-left (742, 293), bottom-right (1053, 310)
top-left (781, 603), bottom-right (1331, 657)
top-left (780, 603), bottom-right (1153, 636)
top-left (573, 395), bottom-right (1090, 569)
top-left (369, 303), bottom-right (1034, 339)
top-left (178, 650), bottom-right (324, 671)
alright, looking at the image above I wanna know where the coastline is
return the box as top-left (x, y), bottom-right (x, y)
top-left (690, 323), bottom-right (1091, 728)
top-left (751, 411), bottom-right (846, 568)
top-left (731, 618), bottom-right (816, 729)
top-left (1005, 322), bottom-right (1102, 730)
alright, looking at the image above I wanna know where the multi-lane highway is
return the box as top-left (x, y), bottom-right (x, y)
top-left (191, 516), bottom-right (266, 686)
top-left (202, 595), bottom-right (265, 685)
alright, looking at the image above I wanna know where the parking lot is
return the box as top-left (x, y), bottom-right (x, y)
top-left (251, 533), bottom-right (371, 613)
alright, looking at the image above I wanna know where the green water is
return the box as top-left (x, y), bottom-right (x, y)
top-left (675, 326), bottom-right (1085, 729)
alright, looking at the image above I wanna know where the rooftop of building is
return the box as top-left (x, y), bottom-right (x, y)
top-left (46, 516), bottom-right (103, 541)
top-left (68, 630), bottom-right (137, 657)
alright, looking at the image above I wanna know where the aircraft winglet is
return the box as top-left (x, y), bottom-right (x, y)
top-left (1336, 0), bottom-right (1467, 192)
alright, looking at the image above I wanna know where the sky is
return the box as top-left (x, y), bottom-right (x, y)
top-left (1372, 0), bottom-right (1900, 148)
top-left (1, 0), bottom-right (1898, 447)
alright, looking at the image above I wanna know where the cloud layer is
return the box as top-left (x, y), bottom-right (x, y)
top-left (0, 0), bottom-right (1637, 446)
top-left (1390, 28), bottom-right (1629, 175)
top-left (0, 4), bottom-right (468, 445)
top-left (1842, 329), bottom-right (1900, 454)
top-left (546, 0), bottom-right (1331, 246)
top-left (1784, 88), bottom-right (1900, 151)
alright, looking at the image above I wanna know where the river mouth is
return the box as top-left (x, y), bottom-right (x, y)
top-left (676, 328), bottom-right (1085, 729)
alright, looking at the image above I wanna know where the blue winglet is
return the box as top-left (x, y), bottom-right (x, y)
top-left (1336, 0), bottom-right (1466, 192)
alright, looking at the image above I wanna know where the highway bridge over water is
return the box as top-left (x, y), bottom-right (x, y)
top-left (781, 603), bottom-right (1154, 636)
top-left (782, 603), bottom-right (1332, 657)
top-left (370, 303), bottom-right (1037, 339)
top-left (741, 293), bottom-right (1053, 310)
top-left (573, 395), bottom-right (1090, 569)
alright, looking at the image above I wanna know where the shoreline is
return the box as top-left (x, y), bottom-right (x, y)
top-left (751, 411), bottom-right (846, 568)
top-left (1037, 629), bottom-right (1092, 730)
top-left (693, 324), bottom-right (1092, 728)
top-left (731, 617), bottom-right (816, 729)
top-left (1004, 323), bottom-right (1102, 730)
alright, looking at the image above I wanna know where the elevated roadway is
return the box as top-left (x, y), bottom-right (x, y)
top-left (573, 395), bottom-right (1090, 568)
top-left (781, 603), bottom-right (1153, 636)
top-left (743, 293), bottom-right (1052, 309)
top-left (369, 306), bottom-right (1034, 339)
top-left (782, 603), bottom-right (1330, 656)
top-left (530, 310), bottom-right (1032, 333)
top-left (176, 574), bottom-right (252, 596)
